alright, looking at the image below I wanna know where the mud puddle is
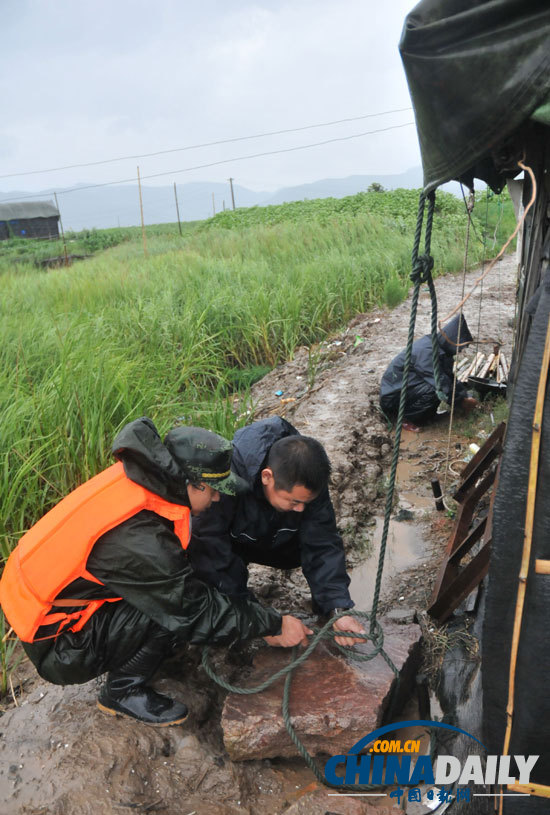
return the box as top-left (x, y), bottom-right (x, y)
top-left (349, 427), bottom-right (443, 612)
top-left (349, 518), bottom-right (427, 610)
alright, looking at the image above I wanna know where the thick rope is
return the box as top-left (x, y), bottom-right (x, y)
top-left (201, 611), bottom-right (396, 696)
top-left (370, 191), bottom-right (439, 635)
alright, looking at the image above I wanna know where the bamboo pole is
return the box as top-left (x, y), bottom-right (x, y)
top-left (463, 352), bottom-right (484, 380)
top-left (500, 317), bottom-right (550, 814)
top-left (472, 353), bottom-right (486, 376)
top-left (479, 353), bottom-right (495, 379)
top-left (500, 352), bottom-right (508, 380)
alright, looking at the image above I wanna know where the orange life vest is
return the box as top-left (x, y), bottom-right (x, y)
top-left (0, 462), bottom-right (191, 643)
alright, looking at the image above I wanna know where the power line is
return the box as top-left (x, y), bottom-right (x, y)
top-left (0, 108), bottom-right (412, 180)
top-left (0, 121), bottom-right (415, 203)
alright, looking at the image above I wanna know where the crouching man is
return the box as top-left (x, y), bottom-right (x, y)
top-left (188, 416), bottom-right (364, 646)
top-left (0, 417), bottom-right (311, 726)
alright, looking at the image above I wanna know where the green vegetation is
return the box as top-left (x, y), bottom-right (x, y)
top-left (0, 614), bottom-right (22, 699)
top-left (452, 394), bottom-right (509, 440)
top-left (0, 227), bottom-right (132, 267)
top-left (200, 186), bottom-right (514, 252)
top-left (0, 222), bottom-right (199, 269)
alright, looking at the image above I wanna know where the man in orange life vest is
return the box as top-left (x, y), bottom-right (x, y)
top-left (0, 417), bottom-right (312, 726)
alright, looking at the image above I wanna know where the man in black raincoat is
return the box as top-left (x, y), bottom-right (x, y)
top-left (379, 314), bottom-right (479, 430)
top-left (16, 418), bottom-right (311, 726)
top-left (188, 416), bottom-right (365, 646)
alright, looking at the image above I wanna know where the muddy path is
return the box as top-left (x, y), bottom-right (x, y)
top-left (0, 256), bottom-right (516, 815)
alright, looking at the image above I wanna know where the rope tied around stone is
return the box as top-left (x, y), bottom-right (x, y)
top-left (201, 609), bottom-right (400, 790)
top-left (201, 611), bottom-right (396, 697)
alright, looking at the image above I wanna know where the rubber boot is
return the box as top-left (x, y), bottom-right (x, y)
top-left (97, 628), bottom-right (188, 726)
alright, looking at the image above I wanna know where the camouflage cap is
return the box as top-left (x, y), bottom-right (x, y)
top-left (163, 426), bottom-right (250, 496)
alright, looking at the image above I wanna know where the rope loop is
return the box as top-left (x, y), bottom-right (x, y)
top-left (411, 252), bottom-right (434, 283)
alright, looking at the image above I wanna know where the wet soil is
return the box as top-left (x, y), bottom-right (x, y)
top-left (0, 256), bottom-right (516, 814)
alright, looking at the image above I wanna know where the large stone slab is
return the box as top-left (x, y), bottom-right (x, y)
top-left (222, 617), bottom-right (421, 760)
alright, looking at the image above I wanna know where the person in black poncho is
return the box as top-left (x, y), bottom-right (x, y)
top-left (380, 314), bottom-right (479, 431)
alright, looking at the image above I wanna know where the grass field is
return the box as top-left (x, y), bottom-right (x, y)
top-left (0, 187), bottom-right (515, 555)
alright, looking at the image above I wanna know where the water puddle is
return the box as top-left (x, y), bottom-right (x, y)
top-left (350, 516), bottom-right (427, 611)
top-left (350, 427), bottom-right (443, 610)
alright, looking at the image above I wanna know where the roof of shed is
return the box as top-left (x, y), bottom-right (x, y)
top-left (0, 201), bottom-right (60, 220)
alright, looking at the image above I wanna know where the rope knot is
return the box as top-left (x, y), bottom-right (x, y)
top-left (410, 253), bottom-right (434, 284)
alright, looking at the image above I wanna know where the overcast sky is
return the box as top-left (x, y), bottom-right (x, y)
top-left (1, 1), bottom-right (420, 196)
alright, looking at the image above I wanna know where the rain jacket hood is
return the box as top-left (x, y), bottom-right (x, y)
top-left (437, 314), bottom-right (473, 355)
top-left (231, 416), bottom-right (299, 485)
top-left (112, 417), bottom-right (190, 505)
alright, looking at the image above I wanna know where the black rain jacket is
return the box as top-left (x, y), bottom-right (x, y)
top-left (380, 314), bottom-right (472, 419)
top-left (188, 416), bottom-right (353, 615)
top-left (23, 417), bottom-right (282, 683)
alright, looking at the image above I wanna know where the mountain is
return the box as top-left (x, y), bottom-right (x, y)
top-left (0, 167), bottom-right (463, 232)
top-left (259, 166), bottom-right (424, 205)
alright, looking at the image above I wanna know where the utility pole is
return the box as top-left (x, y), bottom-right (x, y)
top-left (173, 182), bottom-right (182, 236)
top-left (137, 165), bottom-right (148, 257)
top-left (54, 192), bottom-right (69, 267)
top-left (223, 200), bottom-right (226, 211)
top-left (228, 177), bottom-right (236, 210)
top-left (212, 192), bottom-right (216, 216)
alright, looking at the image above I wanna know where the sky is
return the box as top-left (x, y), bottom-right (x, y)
top-left (0, 0), bottom-right (421, 197)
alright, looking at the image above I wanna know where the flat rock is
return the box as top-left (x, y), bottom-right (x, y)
top-left (222, 617), bottom-right (421, 760)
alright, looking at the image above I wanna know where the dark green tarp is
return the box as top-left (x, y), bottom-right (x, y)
top-left (399, 0), bottom-right (550, 192)
top-left (0, 201), bottom-right (59, 220)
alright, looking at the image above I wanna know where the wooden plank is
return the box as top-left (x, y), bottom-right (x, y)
top-left (428, 444), bottom-right (503, 622)
top-left (452, 422), bottom-right (505, 502)
top-left (429, 545), bottom-right (491, 623)
top-left (448, 517), bottom-right (487, 566)
top-left (508, 783), bottom-right (550, 798)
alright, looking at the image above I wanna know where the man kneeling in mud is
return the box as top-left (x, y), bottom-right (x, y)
top-left (0, 417), bottom-right (311, 726)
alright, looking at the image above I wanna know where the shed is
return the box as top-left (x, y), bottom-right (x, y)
top-left (0, 201), bottom-right (60, 240)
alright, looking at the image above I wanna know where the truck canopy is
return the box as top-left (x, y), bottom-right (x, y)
top-left (399, 0), bottom-right (550, 192)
